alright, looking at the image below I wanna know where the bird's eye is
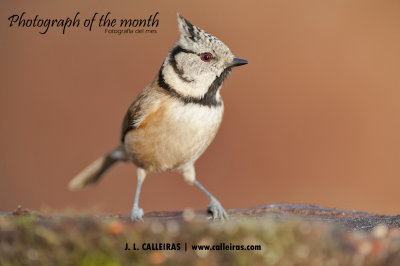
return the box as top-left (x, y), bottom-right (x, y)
top-left (201, 53), bottom-right (212, 62)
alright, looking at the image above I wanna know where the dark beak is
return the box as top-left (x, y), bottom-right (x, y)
top-left (231, 57), bottom-right (248, 67)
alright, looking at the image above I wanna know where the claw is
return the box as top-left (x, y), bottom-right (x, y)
top-left (207, 199), bottom-right (229, 221)
top-left (131, 207), bottom-right (144, 221)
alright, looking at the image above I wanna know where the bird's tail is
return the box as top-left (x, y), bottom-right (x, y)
top-left (68, 145), bottom-right (127, 191)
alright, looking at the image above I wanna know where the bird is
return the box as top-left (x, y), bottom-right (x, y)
top-left (68, 13), bottom-right (248, 221)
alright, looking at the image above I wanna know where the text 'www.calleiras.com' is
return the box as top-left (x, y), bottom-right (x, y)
top-left (124, 242), bottom-right (262, 252)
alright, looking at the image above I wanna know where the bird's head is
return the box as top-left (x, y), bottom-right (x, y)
top-left (158, 13), bottom-right (248, 106)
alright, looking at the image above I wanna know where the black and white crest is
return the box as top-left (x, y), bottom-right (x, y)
top-left (178, 14), bottom-right (219, 45)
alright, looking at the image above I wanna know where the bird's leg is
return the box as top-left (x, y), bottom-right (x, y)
top-left (131, 168), bottom-right (146, 221)
top-left (180, 164), bottom-right (228, 220)
top-left (193, 179), bottom-right (228, 221)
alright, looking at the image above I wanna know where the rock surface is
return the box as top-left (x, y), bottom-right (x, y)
top-left (3, 203), bottom-right (400, 231)
top-left (136, 203), bottom-right (400, 231)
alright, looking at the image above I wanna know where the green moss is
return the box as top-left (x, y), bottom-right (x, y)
top-left (0, 215), bottom-right (400, 265)
top-left (16, 214), bottom-right (38, 229)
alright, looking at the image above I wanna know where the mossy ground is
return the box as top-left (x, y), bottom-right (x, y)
top-left (1, 210), bottom-right (400, 266)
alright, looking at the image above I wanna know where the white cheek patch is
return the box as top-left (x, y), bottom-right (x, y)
top-left (163, 63), bottom-right (215, 99)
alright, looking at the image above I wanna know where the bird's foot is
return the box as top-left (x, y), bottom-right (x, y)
top-left (131, 207), bottom-right (144, 221)
top-left (207, 199), bottom-right (228, 221)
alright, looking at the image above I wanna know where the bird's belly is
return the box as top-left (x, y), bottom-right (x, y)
top-left (124, 102), bottom-right (224, 171)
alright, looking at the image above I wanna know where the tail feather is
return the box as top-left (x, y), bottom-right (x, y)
top-left (69, 145), bottom-right (126, 191)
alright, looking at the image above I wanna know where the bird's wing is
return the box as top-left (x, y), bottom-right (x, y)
top-left (120, 91), bottom-right (150, 142)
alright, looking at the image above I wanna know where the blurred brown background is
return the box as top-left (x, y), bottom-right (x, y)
top-left (1, 0), bottom-right (400, 215)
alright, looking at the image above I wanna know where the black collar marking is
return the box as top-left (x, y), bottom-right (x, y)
top-left (158, 62), bottom-right (231, 107)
